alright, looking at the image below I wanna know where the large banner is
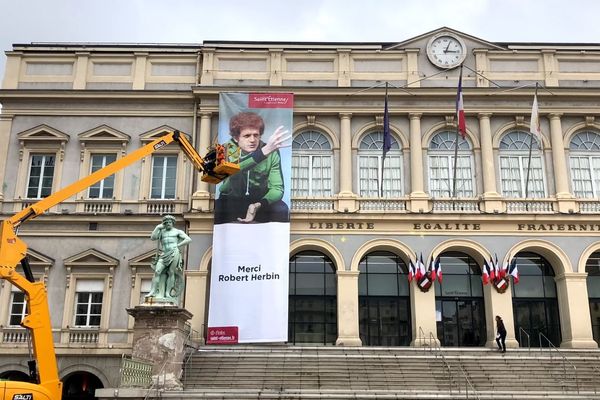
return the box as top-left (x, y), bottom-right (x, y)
top-left (207, 92), bottom-right (293, 343)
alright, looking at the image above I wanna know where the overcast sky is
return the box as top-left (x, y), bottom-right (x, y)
top-left (1, 0), bottom-right (600, 80)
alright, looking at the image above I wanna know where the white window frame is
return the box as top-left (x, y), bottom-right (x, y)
top-left (569, 131), bottom-right (600, 199)
top-left (357, 131), bottom-right (403, 198)
top-left (8, 290), bottom-right (27, 327)
top-left (499, 131), bottom-right (547, 198)
top-left (292, 130), bottom-right (333, 197)
top-left (73, 283), bottom-right (104, 328)
top-left (150, 154), bottom-right (178, 199)
top-left (25, 153), bottom-right (56, 199)
top-left (88, 153), bottom-right (117, 199)
top-left (427, 132), bottom-right (475, 198)
top-left (14, 125), bottom-right (69, 212)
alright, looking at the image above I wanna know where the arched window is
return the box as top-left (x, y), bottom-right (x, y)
top-left (292, 131), bottom-right (333, 197)
top-left (358, 251), bottom-right (411, 346)
top-left (358, 131), bottom-right (403, 197)
top-left (289, 251), bottom-right (337, 345)
top-left (586, 251), bottom-right (600, 345)
top-left (434, 252), bottom-right (485, 347)
top-left (569, 130), bottom-right (600, 198)
top-left (511, 252), bottom-right (560, 347)
top-left (499, 131), bottom-right (546, 198)
top-left (428, 131), bottom-right (474, 198)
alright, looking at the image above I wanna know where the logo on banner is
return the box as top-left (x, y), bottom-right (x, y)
top-left (206, 326), bottom-right (239, 344)
top-left (249, 93), bottom-right (294, 108)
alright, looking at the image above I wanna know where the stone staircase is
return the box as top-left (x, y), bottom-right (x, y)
top-left (176, 346), bottom-right (600, 399)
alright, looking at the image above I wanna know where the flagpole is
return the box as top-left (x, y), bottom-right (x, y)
top-left (380, 82), bottom-right (389, 198)
top-left (524, 83), bottom-right (539, 199)
top-left (452, 65), bottom-right (464, 199)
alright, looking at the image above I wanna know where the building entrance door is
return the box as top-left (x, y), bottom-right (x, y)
top-left (358, 251), bottom-right (411, 346)
top-left (513, 299), bottom-right (560, 347)
top-left (511, 252), bottom-right (561, 348)
top-left (359, 296), bottom-right (410, 346)
top-left (436, 298), bottom-right (485, 346)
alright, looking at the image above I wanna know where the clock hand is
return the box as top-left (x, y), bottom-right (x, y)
top-left (444, 42), bottom-right (451, 53)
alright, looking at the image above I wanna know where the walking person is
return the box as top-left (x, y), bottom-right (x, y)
top-left (495, 315), bottom-right (507, 352)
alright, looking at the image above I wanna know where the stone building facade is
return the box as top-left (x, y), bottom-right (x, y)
top-left (1, 27), bottom-right (600, 396)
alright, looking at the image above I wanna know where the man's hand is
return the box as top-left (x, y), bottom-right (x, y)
top-left (237, 202), bottom-right (262, 223)
top-left (261, 126), bottom-right (292, 156)
top-left (156, 223), bottom-right (164, 230)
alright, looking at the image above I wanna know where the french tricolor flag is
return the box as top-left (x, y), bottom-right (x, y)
top-left (456, 65), bottom-right (466, 138)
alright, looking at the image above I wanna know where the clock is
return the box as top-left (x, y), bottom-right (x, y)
top-left (426, 33), bottom-right (467, 69)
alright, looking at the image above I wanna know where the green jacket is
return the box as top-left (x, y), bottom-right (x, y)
top-left (218, 139), bottom-right (284, 206)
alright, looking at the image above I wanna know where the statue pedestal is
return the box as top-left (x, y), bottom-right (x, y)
top-left (127, 304), bottom-right (193, 390)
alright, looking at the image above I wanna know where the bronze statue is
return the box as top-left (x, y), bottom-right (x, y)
top-left (145, 215), bottom-right (191, 304)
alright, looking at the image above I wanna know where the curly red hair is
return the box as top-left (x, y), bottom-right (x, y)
top-left (229, 112), bottom-right (265, 139)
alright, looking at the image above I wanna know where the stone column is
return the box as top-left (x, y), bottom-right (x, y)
top-left (484, 283), bottom-right (518, 348)
top-left (479, 113), bottom-right (503, 213)
top-left (556, 273), bottom-right (598, 348)
top-left (191, 112), bottom-right (212, 211)
top-left (408, 113), bottom-right (429, 212)
top-left (548, 113), bottom-right (576, 213)
top-left (0, 115), bottom-right (14, 201)
top-left (337, 113), bottom-right (357, 212)
top-left (127, 305), bottom-right (193, 389)
top-left (184, 270), bottom-right (209, 342)
top-left (335, 270), bottom-right (361, 346)
top-left (410, 285), bottom-right (438, 346)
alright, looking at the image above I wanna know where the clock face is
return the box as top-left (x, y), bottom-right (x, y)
top-left (427, 35), bottom-right (466, 69)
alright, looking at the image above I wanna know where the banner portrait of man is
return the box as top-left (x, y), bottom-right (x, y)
top-left (208, 92), bottom-right (293, 344)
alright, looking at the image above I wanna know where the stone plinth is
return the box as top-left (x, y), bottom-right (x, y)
top-left (127, 304), bottom-right (193, 390)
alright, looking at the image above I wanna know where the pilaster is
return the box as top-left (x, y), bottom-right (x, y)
top-left (132, 53), bottom-right (148, 90)
top-left (406, 49), bottom-right (420, 88)
top-left (0, 115), bottom-right (14, 201)
top-left (191, 112), bottom-right (212, 212)
top-left (335, 270), bottom-right (362, 346)
top-left (548, 113), bottom-right (576, 213)
top-left (408, 113), bottom-right (429, 212)
top-left (484, 283), bottom-right (518, 348)
top-left (478, 113), bottom-right (503, 213)
top-left (337, 113), bottom-right (357, 212)
top-left (73, 52), bottom-right (90, 90)
top-left (410, 283), bottom-right (437, 346)
top-left (556, 273), bottom-right (598, 348)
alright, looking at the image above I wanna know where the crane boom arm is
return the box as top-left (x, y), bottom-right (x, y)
top-left (10, 130), bottom-right (203, 228)
top-left (0, 130), bottom-right (238, 399)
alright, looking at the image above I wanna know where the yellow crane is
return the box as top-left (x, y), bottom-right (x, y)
top-left (0, 130), bottom-right (238, 399)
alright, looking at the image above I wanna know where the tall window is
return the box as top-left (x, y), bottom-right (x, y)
top-left (359, 251), bottom-right (410, 346)
top-left (499, 131), bottom-right (546, 198)
top-left (511, 252), bottom-right (560, 347)
top-left (428, 131), bottom-right (474, 197)
top-left (569, 131), bottom-right (600, 198)
top-left (289, 251), bottom-right (337, 345)
top-left (26, 154), bottom-right (55, 198)
top-left (586, 251), bottom-right (600, 345)
top-left (150, 155), bottom-right (177, 199)
top-left (435, 252), bottom-right (485, 347)
top-left (292, 131), bottom-right (332, 197)
top-left (88, 154), bottom-right (116, 199)
top-left (74, 280), bottom-right (103, 327)
top-left (8, 290), bottom-right (27, 327)
top-left (358, 132), bottom-right (403, 197)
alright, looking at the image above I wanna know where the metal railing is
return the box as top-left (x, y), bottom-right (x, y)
top-left (519, 327), bottom-right (531, 352)
top-left (418, 327), bottom-right (454, 395)
top-left (119, 354), bottom-right (153, 388)
top-left (538, 332), bottom-right (579, 393)
top-left (457, 363), bottom-right (480, 400)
